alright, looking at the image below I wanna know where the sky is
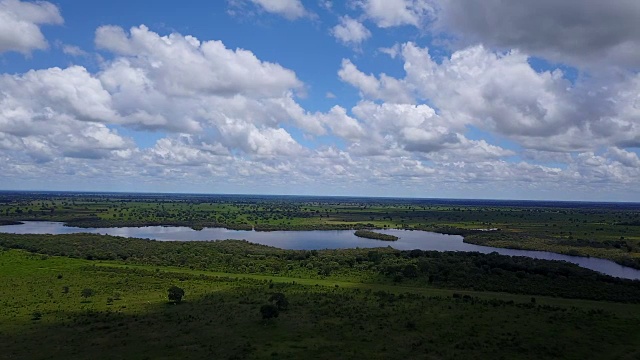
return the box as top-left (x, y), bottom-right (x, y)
top-left (0, 0), bottom-right (639, 201)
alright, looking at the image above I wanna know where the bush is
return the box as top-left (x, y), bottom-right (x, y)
top-left (168, 285), bottom-right (185, 303)
top-left (81, 288), bottom-right (95, 299)
top-left (260, 304), bottom-right (279, 319)
top-left (268, 293), bottom-right (289, 310)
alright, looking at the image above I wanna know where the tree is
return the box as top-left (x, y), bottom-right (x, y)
top-left (260, 304), bottom-right (279, 320)
top-left (168, 285), bottom-right (185, 303)
top-left (268, 293), bottom-right (289, 310)
top-left (402, 264), bottom-right (419, 278)
top-left (81, 288), bottom-right (95, 300)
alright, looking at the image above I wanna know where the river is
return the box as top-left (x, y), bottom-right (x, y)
top-left (1, 221), bottom-right (639, 280)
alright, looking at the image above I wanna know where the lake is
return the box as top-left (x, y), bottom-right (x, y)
top-left (1, 221), bottom-right (639, 280)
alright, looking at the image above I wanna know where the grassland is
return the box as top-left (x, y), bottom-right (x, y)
top-left (2, 192), bottom-right (640, 358)
top-left (2, 248), bottom-right (640, 360)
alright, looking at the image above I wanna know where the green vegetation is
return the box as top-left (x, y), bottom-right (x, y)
top-left (1, 246), bottom-right (639, 359)
top-left (1, 192), bottom-right (639, 268)
top-left (2, 193), bottom-right (640, 358)
top-left (2, 233), bottom-right (640, 303)
top-left (259, 304), bottom-right (279, 320)
top-left (354, 229), bottom-right (399, 241)
top-left (168, 285), bottom-right (185, 303)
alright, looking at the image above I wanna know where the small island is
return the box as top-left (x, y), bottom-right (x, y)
top-left (354, 229), bottom-right (399, 241)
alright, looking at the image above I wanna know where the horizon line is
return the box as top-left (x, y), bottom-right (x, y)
top-left (1, 189), bottom-right (639, 205)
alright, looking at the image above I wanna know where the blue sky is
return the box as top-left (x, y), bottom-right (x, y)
top-left (0, 0), bottom-right (639, 201)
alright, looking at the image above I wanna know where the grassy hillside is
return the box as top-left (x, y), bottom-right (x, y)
top-left (2, 249), bottom-right (640, 359)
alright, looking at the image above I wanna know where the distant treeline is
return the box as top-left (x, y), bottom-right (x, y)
top-left (0, 220), bottom-right (22, 226)
top-left (1, 233), bottom-right (640, 303)
top-left (354, 230), bottom-right (398, 241)
top-left (466, 232), bottom-right (640, 270)
top-left (617, 220), bottom-right (640, 226)
top-left (55, 217), bottom-right (390, 232)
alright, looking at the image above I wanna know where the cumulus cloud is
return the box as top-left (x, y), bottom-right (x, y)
top-left (358, 0), bottom-right (434, 28)
top-left (0, 66), bottom-right (118, 128)
top-left (246, 0), bottom-right (307, 20)
top-left (338, 59), bottom-right (414, 103)
top-left (0, 64), bottom-right (136, 161)
top-left (331, 16), bottom-right (371, 46)
top-left (61, 44), bottom-right (88, 57)
top-left (144, 136), bottom-right (229, 167)
top-left (340, 42), bottom-right (640, 153)
top-left (435, 0), bottom-right (640, 69)
top-left (606, 147), bottom-right (640, 168)
top-left (402, 44), bottom-right (575, 138)
top-left (0, 0), bottom-right (63, 54)
top-left (405, 43), bottom-right (640, 150)
top-left (95, 25), bottom-right (302, 98)
top-left (312, 106), bottom-right (364, 141)
top-left (2, 14), bottom-right (639, 199)
top-left (348, 101), bottom-right (511, 161)
top-left (379, 43), bottom-right (401, 58)
top-left (92, 25), bottom-right (325, 154)
top-left (0, 25), bottom-right (330, 165)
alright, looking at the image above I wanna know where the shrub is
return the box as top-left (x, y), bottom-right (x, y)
top-left (168, 285), bottom-right (185, 303)
top-left (81, 288), bottom-right (95, 299)
top-left (260, 304), bottom-right (279, 320)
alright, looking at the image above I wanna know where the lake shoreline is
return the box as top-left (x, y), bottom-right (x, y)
top-left (1, 221), bottom-right (640, 280)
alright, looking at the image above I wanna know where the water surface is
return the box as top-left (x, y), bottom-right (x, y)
top-left (1, 221), bottom-right (639, 280)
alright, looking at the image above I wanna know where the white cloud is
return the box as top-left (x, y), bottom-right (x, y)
top-left (342, 42), bottom-right (640, 152)
top-left (61, 44), bottom-right (88, 57)
top-left (0, 25), bottom-right (327, 165)
top-left (358, 0), bottom-right (434, 28)
top-left (217, 122), bottom-right (304, 156)
top-left (338, 58), bottom-right (414, 103)
top-left (379, 43), bottom-right (401, 58)
top-left (606, 147), bottom-right (640, 168)
top-left (144, 136), bottom-right (229, 167)
top-left (92, 25), bottom-right (330, 155)
top-left (0, 0), bottom-right (63, 54)
top-left (2, 15), bottom-right (640, 199)
top-left (249, 0), bottom-right (307, 20)
top-left (331, 16), bottom-right (371, 46)
top-left (349, 101), bottom-right (499, 158)
top-left (96, 25), bottom-right (302, 98)
top-left (313, 106), bottom-right (364, 141)
top-left (0, 66), bottom-right (118, 128)
top-left (0, 82), bottom-right (131, 162)
top-left (403, 44), bottom-right (575, 138)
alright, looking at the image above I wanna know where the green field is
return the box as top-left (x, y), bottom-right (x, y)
top-left (2, 193), bottom-right (640, 359)
top-left (2, 249), bottom-right (640, 360)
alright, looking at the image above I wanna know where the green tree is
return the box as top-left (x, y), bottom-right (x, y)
top-left (81, 288), bottom-right (95, 300)
top-left (260, 304), bottom-right (279, 320)
top-left (402, 264), bottom-right (419, 278)
top-left (31, 311), bottom-right (42, 321)
top-left (168, 285), bottom-right (185, 303)
top-left (268, 293), bottom-right (289, 310)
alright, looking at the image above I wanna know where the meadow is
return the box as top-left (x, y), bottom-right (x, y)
top-left (2, 192), bottom-right (640, 359)
top-left (2, 248), bottom-right (640, 360)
